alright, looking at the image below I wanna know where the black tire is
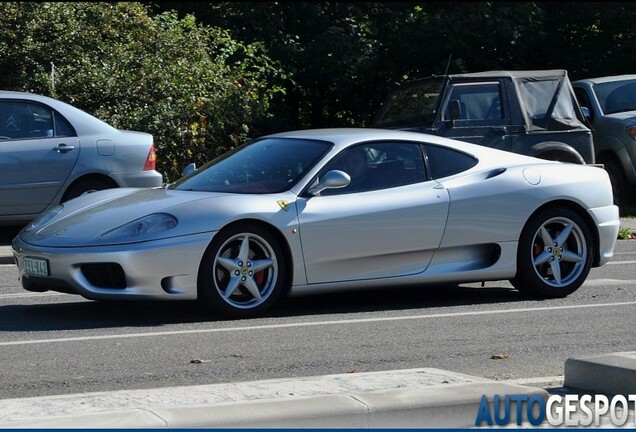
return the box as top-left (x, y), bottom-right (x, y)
top-left (601, 157), bottom-right (629, 208)
top-left (510, 207), bottom-right (593, 298)
top-left (62, 178), bottom-right (114, 202)
top-left (197, 223), bottom-right (287, 319)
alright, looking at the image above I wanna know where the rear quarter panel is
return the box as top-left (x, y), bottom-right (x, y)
top-left (438, 163), bottom-right (612, 248)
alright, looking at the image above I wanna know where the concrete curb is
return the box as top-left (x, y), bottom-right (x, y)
top-left (0, 384), bottom-right (548, 429)
top-left (564, 351), bottom-right (636, 396)
top-left (0, 355), bottom-right (634, 429)
top-left (0, 247), bottom-right (13, 264)
top-left (0, 369), bottom-right (548, 428)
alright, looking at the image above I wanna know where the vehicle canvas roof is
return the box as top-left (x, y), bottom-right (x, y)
top-left (449, 69), bottom-right (569, 80)
top-left (378, 69), bottom-right (589, 133)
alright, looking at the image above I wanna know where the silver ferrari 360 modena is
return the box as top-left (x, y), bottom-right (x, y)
top-left (12, 128), bottom-right (620, 318)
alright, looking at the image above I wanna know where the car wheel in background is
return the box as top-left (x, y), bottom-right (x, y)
top-left (62, 178), bottom-right (115, 202)
top-left (511, 207), bottom-right (593, 298)
top-left (600, 157), bottom-right (630, 209)
top-left (198, 223), bottom-right (287, 319)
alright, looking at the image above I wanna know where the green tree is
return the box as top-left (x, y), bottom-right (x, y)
top-left (152, 2), bottom-right (399, 128)
top-left (531, 2), bottom-right (636, 79)
top-left (0, 2), bottom-right (284, 181)
top-left (151, 2), bottom-right (546, 128)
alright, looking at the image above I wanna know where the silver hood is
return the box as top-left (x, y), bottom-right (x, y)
top-left (20, 188), bottom-right (229, 247)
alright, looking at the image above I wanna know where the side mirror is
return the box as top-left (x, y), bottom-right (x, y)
top-left (581, 106), bottom-right (591, 118)
top-left (182, 162), bottom-right (197, 177)
top-left (307, 170), bottom-right (351, 196)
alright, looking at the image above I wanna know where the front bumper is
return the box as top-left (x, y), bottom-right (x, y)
top-left (12, 232), bottom-right (213, 300)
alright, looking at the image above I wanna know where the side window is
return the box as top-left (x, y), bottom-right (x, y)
top-left (0, 101), bottom-right (53, 140)
top-left (53, 111), bottom-right (76, 137)
top-left (573, 87), bottom-right (594, 121)
top-left (443, 83), bottom-right (503, 121)
top-left (320, 142), bottom-right (426, 195)
top-left (573, 87), bottom-right (591, 109)
top-left (424, 144), bottom-right (478, 179)
top-left (0, 101), bottom-right (75, 140)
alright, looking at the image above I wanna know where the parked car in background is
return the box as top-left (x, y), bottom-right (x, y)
top-left (372, 70), bottom-right (595, 165)
top-left (0, 91), bottom-right (163, 225)
top-left (13, 128), bottom-right (619, 319)
top-left (572, 75), bottom-right (636, 208)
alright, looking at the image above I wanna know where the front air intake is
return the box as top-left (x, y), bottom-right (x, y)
top-left (81, 263), bottom-right (126, 289)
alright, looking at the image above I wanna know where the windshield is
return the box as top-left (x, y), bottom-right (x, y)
top-left (170, 138), bottom-right (333, 194)
top-left (593, 79), bottom-right (636, 114)
top-left (372, 78), bottom-right (443, 127)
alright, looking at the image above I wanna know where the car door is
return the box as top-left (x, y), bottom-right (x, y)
top-left (0, 100), bottom-right (79, 216)
top-left (296, 141), bottom-right (449, 284)
top-left (431, 80), bottom-right (514, 152)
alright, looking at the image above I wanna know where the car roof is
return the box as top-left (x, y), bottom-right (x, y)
top-left (267, 127), bottom-right (454, 146)
top-left (449, 69), bottom-right (568, 80)
top-left (0, 90), bottom-right (68, 106)
top-left (572, 74), bottom-right (636, 85)
top-left (0, 90), bottom-right (116, 133)
top-left (396, 70), bottom-right (570, 88)
top-left (265, 127), bottom-right (546, 165)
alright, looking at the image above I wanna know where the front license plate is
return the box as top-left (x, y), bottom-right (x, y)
top-left (24, 257), bottom-right (49, 277)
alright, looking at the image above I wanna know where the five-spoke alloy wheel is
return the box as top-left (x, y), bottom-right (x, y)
top-left (511, 207), bottom-right (593, 298)
top-left (198, 224), bottom-right (287, 318)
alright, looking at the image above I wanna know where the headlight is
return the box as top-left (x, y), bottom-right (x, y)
top-left (98, 213), bottom-right (178, 241)
top-left (24, 205), bottom-right (64, 232)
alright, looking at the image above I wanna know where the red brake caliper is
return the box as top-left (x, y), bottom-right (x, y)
top-left (533, 241), bottom-right (545, 274)
top-left (254, 270), bottom-right (265, 286)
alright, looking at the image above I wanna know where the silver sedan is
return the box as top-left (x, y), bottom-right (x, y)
top-left (12, 128), bottom-right (620, 319)
top-left (0, 91), bottom-right (163, 225)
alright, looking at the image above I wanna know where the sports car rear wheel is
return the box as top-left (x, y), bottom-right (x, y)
top-left (511, 207), bottom-right (592, 298)
top-left (198, 224), bottom-right (287, 318)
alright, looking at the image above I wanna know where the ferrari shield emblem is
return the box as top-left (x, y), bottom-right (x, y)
top-left (277, 200), bottom-right (290, 211)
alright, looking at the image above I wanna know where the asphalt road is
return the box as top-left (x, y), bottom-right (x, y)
top-left (0, 237), bottom-right (634, 400)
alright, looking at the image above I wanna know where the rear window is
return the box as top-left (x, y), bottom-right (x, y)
top-left (424, 144), bottom-right (478, 178)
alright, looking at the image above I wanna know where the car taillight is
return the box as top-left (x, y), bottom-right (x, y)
top-left (144, 144), bottom-right (157, 171)
top-left (627, 126), bottom-right (636, 139)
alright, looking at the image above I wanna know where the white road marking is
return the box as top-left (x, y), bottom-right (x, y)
top-left (607, 260), bottom-right (636, 265)
top-left (0, 292), bottom-right (65, 299)
top-left (1, 301), bottom-right (635, 347)
top-left (583, 278), bottom-right (631, 286)
top-left (502, 375), bottom-right (564, 385)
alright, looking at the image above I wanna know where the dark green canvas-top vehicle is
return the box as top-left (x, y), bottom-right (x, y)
top-left (372, 70), bottom-right (595, 165)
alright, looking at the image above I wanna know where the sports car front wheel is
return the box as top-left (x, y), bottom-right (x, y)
top-left (198, 224), bottom-right (287, 318)
top-left (511, 207), bottom-right (593, 298)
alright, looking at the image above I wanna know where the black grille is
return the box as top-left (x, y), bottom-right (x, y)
top-left (81, 263), bottom-right (126, 289)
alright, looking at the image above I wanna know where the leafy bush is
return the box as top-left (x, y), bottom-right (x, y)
top-left (618, 227), bottom-right (633, 240)
top-left (0, 2), bottom-right (284, 181)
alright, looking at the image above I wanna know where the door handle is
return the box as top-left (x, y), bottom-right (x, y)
top-left (53, 143), bottom-right (75, 153)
